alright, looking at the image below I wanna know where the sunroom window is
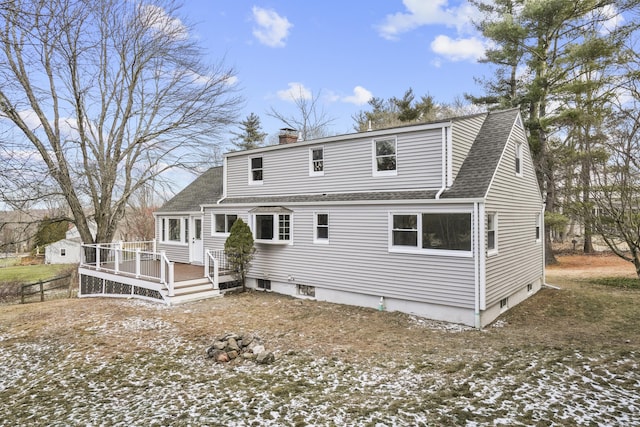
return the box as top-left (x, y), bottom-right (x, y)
top-left (161, 217), bottom-right (188, 244)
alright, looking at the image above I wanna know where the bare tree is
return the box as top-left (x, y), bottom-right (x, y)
top-left (267, 89), bottom-right (335, 140)
top-left (0, 0), bottom-right (241, 244)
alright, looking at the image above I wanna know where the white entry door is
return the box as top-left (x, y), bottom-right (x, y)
top-left (191, 217), bottom-right (204, 264)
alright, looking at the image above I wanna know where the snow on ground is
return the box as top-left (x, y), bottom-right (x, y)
top-left (0, 323), bottom-right (638, 426)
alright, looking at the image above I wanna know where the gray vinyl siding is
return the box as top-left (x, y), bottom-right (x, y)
top-left (226, 128), bottom-right (444, 197)
top-left (451, 114), bottom-right (486, 181)
top-left (207, 203), bottom-right (476, 309)
top-left (484, 124), bottom-right (544, 306)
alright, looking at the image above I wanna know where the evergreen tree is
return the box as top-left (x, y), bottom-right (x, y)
top-left (352, 88), bottom-right (439, 131)
top-left (34, 217), bottom-right (68, 249)
top-left (469, 0), bottom-right (636, 263)
top-left (230, 113), bottom-right (268, 151)
top-left (224, 218), bottom-right (255, 292)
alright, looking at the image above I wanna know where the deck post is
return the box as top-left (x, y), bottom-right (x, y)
top-left (114, 245), bottom-right (120, 275)
top-left (135, 249), bottom-right (141, 278)
top-left (160, 251), bottom-right (166, 284)
top-left (213, 257), bottom-right (219, 290)
top-left (204, 248), bottom-right (209, 278)
top-left (96, 244), bottom-right (101, 271)
top-left (168, 262), bottom-right (175, 296)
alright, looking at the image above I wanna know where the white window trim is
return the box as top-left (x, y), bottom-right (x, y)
top-left (388, 210), bottom-right (474, 258)
top-left (161, 216), bottom-right (189, 246)
top-left (313, 212), bottom-right (329, 244)
top-left (248, 156), bottom-right (264, 185)
top-left (60, 248), bottom-right (66, 256)
top-left (535, 213), bottom-right (542, 243)
top-left (309, 146), bottom-right (324, 177)
top-left (252, 213), bottom-right (293, 245)
top-left (211, 213), bottom-right (238, 237)
top-left (487, 212), bottom-right (498, 256)
top-left (373, 137), bottom-right (398, 177)
top-left (515, 142), bottom-right (523, 177)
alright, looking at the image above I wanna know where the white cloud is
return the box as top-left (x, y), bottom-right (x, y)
top-left (430, 35), bottom-right (486, 62)
top-left (597, 4), bottom-right (624, 34)
top-left (342, 86), bottom-right (373, 106)
top-left (276, 82), bottom-right (311, 102)
top-left (377, 0), bottom-right (476, 40)
top-left (252, 6), bottom-right (293, 48)
top-left (141, 5), bottom-right (188, 40)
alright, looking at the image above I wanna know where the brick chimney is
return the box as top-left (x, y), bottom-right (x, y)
top-left (278, 128), bottom-right (298, 145)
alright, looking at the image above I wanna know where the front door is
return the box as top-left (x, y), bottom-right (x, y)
top-left (191, 217), bottom-right (203, 264)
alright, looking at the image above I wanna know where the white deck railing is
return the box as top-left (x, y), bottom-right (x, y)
top-left (205, 249), bottom-right (231, 291)
top-left (80, 242), bottom-right (175, 296)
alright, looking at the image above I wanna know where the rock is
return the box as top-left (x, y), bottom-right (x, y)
top-left (227, 350), bottom-right (239, 360)
top-left (256, 351), bottom-right (275, 364)
top-left (206, 348), bottom-right (224, 360)
top-left (226, 337), bottom-right (240, 352)
top-left (211, 341), bottom-right (226, 351)
top-left (251, 344), bottom-right (265, 355)
top-left (242, 334), bottom-right (254, 347)
top-left (216, 352), bottom-right (229, 363)
top-left (242, 352), bottom-right (256, 360)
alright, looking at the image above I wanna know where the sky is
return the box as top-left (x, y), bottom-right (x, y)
top-left (180, 0), bottom-right (489, 143)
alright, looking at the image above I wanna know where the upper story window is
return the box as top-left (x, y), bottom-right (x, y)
top-left (213, 213), bottom-right (238, 235)
top-left (161, 217), bottom-right (188, 244)
top-left (253, 208), bottom-right (292, 244)
top-left (515, 143), bottom-right (523, 176)
top-left (373, 137), bottom-right (397, 176)
top-left (314, 213), bottom-right (329, 243)
top-left (310, 147), bottom-right (324, 176)
top-left (390, 211), bottom-right (472, 256)
top-left (487, 213), bottom-right (497, 254)
top-left (249, 156), bottom-right (263, 184)
top-left (535, 213), bottom-right (542, 242)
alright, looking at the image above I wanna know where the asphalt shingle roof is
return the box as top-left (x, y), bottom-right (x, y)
top-left (442, 108), bottom-right (520, 199)
top-left (156, 167), bottom-right (223, 213)
top-left (219, 190), bottom-right (440, 205)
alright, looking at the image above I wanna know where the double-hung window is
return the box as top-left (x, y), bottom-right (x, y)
top-left (253, 208), bottom-right (292, 244)
top-left (213, 213), bottom-right (238, 235)
top-left (310, 147), bottom-right (324, 176)
top-left (535, 213), bottom-right (542, 242)
top-left (390, 211), bottom-right (472, 256)
top-left (314, 213), bottom-right (329, 243)
top-left (487, 213), bottom-right (497, 254)
top-left (161, 217), bottom-right (188, 244)
top-left (373, 137), bottom-right (397, 176)
top-left (250, 156), bottom-right (263, 184)
top-left (515, 143), bottom-right (523, 176)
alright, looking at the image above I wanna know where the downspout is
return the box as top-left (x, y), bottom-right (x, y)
top-left (435, 126), bottom-right (449, 199)
top-left (475, 202), bottom-right (485, 329)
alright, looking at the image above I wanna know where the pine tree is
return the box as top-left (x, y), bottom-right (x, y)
top-left (231, 113), bottom-right (267, 151)
top-left (224, 218), bottom-right (255, 291)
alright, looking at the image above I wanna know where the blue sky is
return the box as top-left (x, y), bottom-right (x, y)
top-left (182, 0), bottom-right (488, 141)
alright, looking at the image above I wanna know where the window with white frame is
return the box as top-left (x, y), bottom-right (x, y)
top-left (487, 213), bottom-right (497, 253)
top-left (373, 137), bottom-right (397, 175)
top-left (515, 143), bottom-right (523, 176)
top-left (250, 156), bottom-right (263, 184)
top-left (60, 248), bottom-right (66, 257)
top-left (213, 213), bottom-right (238, 234)
top-left (314, 213), bottom-right (329, 243)
top-left (310, 147), bottom-right (324, 176)
top-left (161, 217), bottom-right (188, 244)
top-left (392, 214), bottom-right (418, 247)
top-left (254, 212), bottom-right (292, 243)
top-left (390, 212), bottom-right (472, 255)
top-left (535, 213), bottom-right (541, 242)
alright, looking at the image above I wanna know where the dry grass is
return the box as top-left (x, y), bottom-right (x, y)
top-left (0, 254), bottom-right (638, 426)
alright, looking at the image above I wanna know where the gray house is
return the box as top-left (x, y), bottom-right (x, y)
top-left (154, 108), bottom-right (544, 327)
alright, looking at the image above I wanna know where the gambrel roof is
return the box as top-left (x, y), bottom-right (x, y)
top-left (156, 166), bottom-right (223, 213)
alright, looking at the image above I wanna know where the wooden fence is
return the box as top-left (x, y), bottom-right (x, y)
top-left (21, 273), bottom-right (74, 303)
